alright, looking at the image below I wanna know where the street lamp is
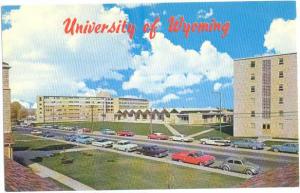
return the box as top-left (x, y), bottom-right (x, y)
top-left (150, 107), bottom-right (153, 134)
top-left (213, 91), bottom-right (222, 134)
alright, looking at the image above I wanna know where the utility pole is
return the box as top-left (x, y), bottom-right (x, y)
top-left (150, 107), bottom-right (153, 134)
top-left (219, 92), bottom-right (222, 134)
top-left (52, 105), bottom-right (55, 127)
top-left (91, 105), bottom-right (94, 133)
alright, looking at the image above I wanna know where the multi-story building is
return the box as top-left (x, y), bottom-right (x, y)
top-left (234, 53), bottom-right (298, 139)
top-left (2, 62), bottom-right (13, 159)
top-left (113, 97), bottom-right (149, 113)
top-left (36, 92), bottom-right (150, 123)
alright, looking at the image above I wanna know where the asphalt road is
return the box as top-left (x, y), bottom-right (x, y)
top-left (14, 127), bottom-right (299, 172)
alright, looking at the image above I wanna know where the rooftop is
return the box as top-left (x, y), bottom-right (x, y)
top-left (234, 52), bottom-right (296, 61)
top-left (240, 163), bottom-right (299, 188)
top-left (5, 157), bottom-right (62, 191)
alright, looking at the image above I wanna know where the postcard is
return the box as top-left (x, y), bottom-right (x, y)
top-left (1, 0), bottom-right (299, 191)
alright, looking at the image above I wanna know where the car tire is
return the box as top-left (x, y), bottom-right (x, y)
top-left (245, 169), bottom-right (253, 175)
top-left (252, 146), bottom-right (257, 150)
top-left (222, 166), bottom-right (230, 171)
top-left (202, 142), bottom-right (206, 145)
top-left (273, 148), bottom-right (279, 152)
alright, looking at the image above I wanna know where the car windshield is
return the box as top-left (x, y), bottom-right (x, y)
top-left (97, 139), bottom-right (107, 142)
top-left (214, 137), bottom-right (222, 140)
top-left (192, 152), bottom-right (204, 157)
top-left (120, 141), bottom-right (129, 145)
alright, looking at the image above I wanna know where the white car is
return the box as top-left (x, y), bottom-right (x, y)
top-left (112, 140), bottom-right (138, 152)
top-left (31, 130), bottom-right (42, 135)
top-left (199, 137), bottom-right (231, 146)
top-left (92, 138), bottom-right (114, 148)
top-left (169, 134), bottom-right (194, 142)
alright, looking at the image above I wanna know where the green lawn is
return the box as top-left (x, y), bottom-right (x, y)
top-left (194, 125), bottom-right (233, 140)
top-left (171, 124), bottom-right (211, 136)
top-left (13, 133), bottom-right (76, 151)
top-left (37, 150), bottom-right (244, 189)
top-left (40, 121), bottom-right (171, 136)
top-left (13, 133), bottom-right (40, 141)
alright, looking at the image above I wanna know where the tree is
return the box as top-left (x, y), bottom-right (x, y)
top-left (11, 101), bottom-right (28, 122)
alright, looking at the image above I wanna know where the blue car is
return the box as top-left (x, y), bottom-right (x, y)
top-left (64, 134), bottom-right (77, 142)
top-left (75, 135), bottom-right (94, 144)
top-left (101, 128), bottom-right (116, 135)
top-left (231, 139), bottom-right (265, 150)
top-left (271, 143), bottom-right (298, 153)
top-left (42, 131), bottom-right (55, 138)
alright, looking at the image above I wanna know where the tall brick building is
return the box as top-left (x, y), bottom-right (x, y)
top-left (2, 62), bottom-right (13, 158)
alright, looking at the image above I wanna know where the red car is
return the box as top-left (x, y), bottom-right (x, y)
top-left (171, 151), bottom-right (215, 166)
top-left (117, 130), bottom-right (135, 137)
top-left (148, 133), bottom-right (169, 140)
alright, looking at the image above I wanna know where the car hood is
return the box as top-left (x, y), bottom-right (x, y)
top-left (201, 154), bottom-right (215, 160)
top-left (123, 144), bottom-right (138, 148)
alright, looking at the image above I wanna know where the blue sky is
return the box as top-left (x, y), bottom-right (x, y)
top-left (1, 1), bottom-right (296, 109)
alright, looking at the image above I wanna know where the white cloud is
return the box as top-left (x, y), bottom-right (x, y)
top-left (264, 18), bottom-right (296, 54)
top-left (213, 81), bottom-right (232, 92)
top-left (197, 8), bottom-right (213, 19)
top-left (149, 11), bottom-right (159, 17)
top-left (3, 5), bottom-right (134, 103)
top-left (213, 82), bottom-right (222, 92)
top-left (177, 88), bottom-right (193, 95)
top-left (74, 81), bottom-right (117, 97)
top-left (123, 32), bottom-right (233, 94)
top-left (152, 93), bottom-right (180, 105)
top-left (118, 3), bottom-right (153, 9)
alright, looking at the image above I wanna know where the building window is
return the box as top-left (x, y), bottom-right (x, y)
top-left (251, 111), bottom-right (255, 117)
top-left (279, 110), bottom-right (284, 117)
top-left (279, 58), bottom-right (284, 65)
top-left (279, 84), bottom-right (284, 91)
top-left (251, 74), bottom-right (255, 80)
top-left (250, 61), bottom-right (255, 68)
top-left (262, 60), bottom-right (271, 119)
top-left (263, 124), bottom-right (270, 129)
top-left (279, 97), bottom-right (283, 104)
top-left (251, 86), bottom-right (255, 92)
top-left (279, 71), bottom-right (284, 78)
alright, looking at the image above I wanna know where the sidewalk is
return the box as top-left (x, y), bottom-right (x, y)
top-left (187, 129), bottom-right (214, 138)
top-left (163, 123), bottom-right (181, 135)
top-left (28, 163), bottom-right (95, 190)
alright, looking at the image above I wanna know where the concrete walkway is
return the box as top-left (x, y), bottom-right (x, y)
top-left (163, 123), bottom-right (181, 135)
top-left (187, 129), bottom-right (215, 138)
top-left (28, 163), bottom-right (95, 190)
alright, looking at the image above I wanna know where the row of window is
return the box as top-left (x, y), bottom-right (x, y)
top-left (250, 71), bottom-right (284, 80)
top-left (250, 85), bottom-right (284, 92)
top-left (250, 110), bottom-right (284, 117)
top-left (250, 58), bottom-right (284, 68)
top-left (250, 123), bottom-right (284, 130)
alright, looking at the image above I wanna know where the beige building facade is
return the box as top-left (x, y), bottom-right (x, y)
top-left (2, 62), bottom-right (13, 159)
top-left (36, 93), bottom-right (150, 123)
top-left (234, 53), bottom-right (298, 139)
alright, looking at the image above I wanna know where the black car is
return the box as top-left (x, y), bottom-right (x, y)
top-left (137, 145), bottom-right (168, 158)
top-left (43, 131), bottom-right (55, 138)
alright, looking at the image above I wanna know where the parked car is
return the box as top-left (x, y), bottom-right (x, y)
top-left (64, 134), bottom-right (77, 142)
top-left (171, 151), bottom-right (215, 166)
top-left (199, 137), bottom-right (231, 146)
top-left (75, 135), bottom-right (94, 144)
top-left (271, 143), bottom-right (299, 153)
top-left (31, 130), bottom-right (42, 135)
top-left (112, 140), bottom-right (138, 152)
top-left (231, 139), bottom-right (265, 150)
top-left (92, 138), bottom-right (114, 148)
top-left (42, 131), bottom-right (55, 138)
top-left (218, 157), bottom-right (260, 175)
top-left (169, 134), bottom-right (194, 142)
top-left (117, 130), bottom-right (135, 137)
top-left (101, 128), bottom-right (116, 135)
top-left (136, 145), bottom-right (168, 157)
top-left (148, 133), bottom-right (169, 140)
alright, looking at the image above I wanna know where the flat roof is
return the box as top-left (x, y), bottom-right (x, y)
top-left (234, 52), bottom-right (297, 61)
